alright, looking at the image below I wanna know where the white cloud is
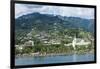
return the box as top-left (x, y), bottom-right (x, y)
top-left (15, 3), bottom-right (94, 19)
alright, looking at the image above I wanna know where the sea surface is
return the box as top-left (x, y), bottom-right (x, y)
top-left (15, 53), bottom-right (94, 66)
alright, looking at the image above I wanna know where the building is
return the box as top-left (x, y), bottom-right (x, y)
top-left (64, 37), bottom-right (91, 50)
top-left (15, 45), bottom-right (23, 50)
top-left (24, 40), bottom-right (34, 47)
top-left (49, 39), bottom-right (61, 45)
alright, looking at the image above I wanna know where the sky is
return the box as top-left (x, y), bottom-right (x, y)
top-left (15, 3), bottom-right (94, 19)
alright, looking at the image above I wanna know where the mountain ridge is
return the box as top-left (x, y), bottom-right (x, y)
top-left (15, 12), bottom-right (94, 33)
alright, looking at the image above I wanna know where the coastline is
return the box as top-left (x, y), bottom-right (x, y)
top-left (15, 50), bottom-right (94, 58)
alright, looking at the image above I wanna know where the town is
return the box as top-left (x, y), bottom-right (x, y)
top-left (15, 27), bottom-right (94, 57)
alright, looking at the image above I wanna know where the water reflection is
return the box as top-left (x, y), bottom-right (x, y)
top-left (73, 51), bottom-right (76, 62)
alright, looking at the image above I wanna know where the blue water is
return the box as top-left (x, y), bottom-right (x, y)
top-left (15, 53), bottom-right (94, 66)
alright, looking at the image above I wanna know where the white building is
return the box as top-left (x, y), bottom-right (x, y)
top-left (49, 39), bottom-right (61, 45)
top-left (64, 37), bottom-right (91, 50)
top-left (24, 40), bottom-right (34, 47)
top-left (15, 45), bottom-right (23, 50)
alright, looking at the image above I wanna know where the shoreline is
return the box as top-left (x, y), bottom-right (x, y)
top-left (15, 50), bottom-right (94, 58)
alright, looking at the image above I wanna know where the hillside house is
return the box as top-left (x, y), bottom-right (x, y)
top-left (24, 40), bottom-right (34, 47)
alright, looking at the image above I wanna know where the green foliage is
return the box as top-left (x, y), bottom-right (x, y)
top-left (15, 13), bottom-right (94, 55)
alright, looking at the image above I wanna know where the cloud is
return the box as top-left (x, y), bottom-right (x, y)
top-left (15, 4), bottom-right (43, 18)
top-left (15, 3), bottom-right (94, 19)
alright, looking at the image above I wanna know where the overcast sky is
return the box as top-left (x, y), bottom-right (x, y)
top-left (15, 3), bottom-right (94, 19)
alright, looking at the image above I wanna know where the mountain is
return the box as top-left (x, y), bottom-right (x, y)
top-left (15, 12), bottom-right (94, 33)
